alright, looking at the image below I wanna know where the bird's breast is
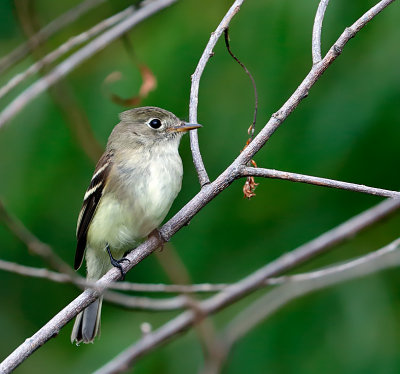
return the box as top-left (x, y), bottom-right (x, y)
top-left (87, 145), bottom-right (183, 253)
top-left (132, 149), bottom-right (183, 230)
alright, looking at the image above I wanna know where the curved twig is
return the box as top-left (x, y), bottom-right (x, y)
top-left (189, 0), bottom-right (245, 186)
top-left (312, 0), bottom-right (330, 64)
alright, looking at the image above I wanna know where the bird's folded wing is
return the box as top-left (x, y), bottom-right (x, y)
top-left (74, 151), bottom-right (113, 270)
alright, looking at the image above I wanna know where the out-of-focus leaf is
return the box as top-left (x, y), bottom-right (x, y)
top-left (103, 63), bottom-right (157, 107)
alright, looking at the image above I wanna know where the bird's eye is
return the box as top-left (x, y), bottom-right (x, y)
top-left (148, 118), bottom-right (162, 129)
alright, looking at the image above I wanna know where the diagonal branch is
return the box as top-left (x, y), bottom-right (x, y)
top-left (240, 166), bottom-right (400, 199)
top-left (223, 238), bottom-right (400, 348)
top-left (203, 238), bottom-right (400, 372)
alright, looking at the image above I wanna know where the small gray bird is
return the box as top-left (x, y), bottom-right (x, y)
top-left (71, 106), bottom-right (201, 344)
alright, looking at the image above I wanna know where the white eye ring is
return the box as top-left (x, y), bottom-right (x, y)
top-left (148, 118), bottom-right (162, 129)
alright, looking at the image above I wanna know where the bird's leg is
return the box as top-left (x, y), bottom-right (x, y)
top-left (106, 243), bottom-right (130, 280)
top-left (148, 228), bottom-right (166, 251)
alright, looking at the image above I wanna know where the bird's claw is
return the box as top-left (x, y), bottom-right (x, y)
top-left (106, 244), bottom-right (130, 280)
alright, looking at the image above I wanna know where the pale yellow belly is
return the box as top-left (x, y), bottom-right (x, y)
top-left (85, 144), bottom-right (183, 279)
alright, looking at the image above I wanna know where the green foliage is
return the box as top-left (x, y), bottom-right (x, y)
top-left (0, 0), bottom-right (399, 372)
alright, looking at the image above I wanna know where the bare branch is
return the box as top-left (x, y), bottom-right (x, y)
top-left (0, 0), bottom-right (177, 129)
top-left (0, 6), bottom-right (135, 100)
top-left (312, 0), bottom-right (330, 64)
top-left (0, 258), bottom-right (223, 292)
top-left (0, 1), bottom-right (396, 372)
top-left (241, 166), bottom-right (400, 199)
top-left (189, 0), bottom-right (245, 186)
top-left (0, 257), bottom-right (199, 312)
top-left (102, 291), bottom-right (188, 311)
top-left (0, 259), bottom-right (81, 284)
top-left (223, 238), bottom-right (400, 348)
top-left (106, 281), bottom-right (228, 293)
top-left (0, 0), bottom-right (107, 75)
top-left (93, 199), bottom-right (400, 374)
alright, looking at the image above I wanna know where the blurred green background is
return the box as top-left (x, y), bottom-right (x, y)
top-left (1, 0), bottom-right (400, 373)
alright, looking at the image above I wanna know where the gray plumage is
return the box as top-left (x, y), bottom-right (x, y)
top-left (71, 107), bottom-right (201, 344)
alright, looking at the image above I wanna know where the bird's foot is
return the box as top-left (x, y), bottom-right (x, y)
top-left (148, 228), bottom-right (166, 252)
top-left (106, 244), bottom-right (130, 280)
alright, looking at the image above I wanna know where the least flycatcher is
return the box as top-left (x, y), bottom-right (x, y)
top-left (71, 106), bottom-right (201, 344)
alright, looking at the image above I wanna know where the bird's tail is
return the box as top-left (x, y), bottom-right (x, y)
top-left (71, 296), bottom-right (103, 344)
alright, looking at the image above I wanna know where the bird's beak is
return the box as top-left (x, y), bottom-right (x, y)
top-left (170, 122), bottom-right (202, 133)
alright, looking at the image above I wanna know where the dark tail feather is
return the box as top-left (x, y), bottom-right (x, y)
top-left (71, 297), bottom-right (103, 344)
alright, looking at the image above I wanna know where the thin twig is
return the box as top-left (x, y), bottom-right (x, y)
top-left (0, 258), bottom-right (227, 293)
top-left (107, 280), bottom-right (229, 293)
top-left (0, 6), bottom-right (135, 100)
top-left (0, 0), bottom-right (107, 75)
top-left (312, 0), bottom-right (330, 64)
top-left (189, 0), bottom-right (245, 187)
top-left (241, 167), bottom-right (400, 199)
top-left (224, 27), bottom-right (260, 200)
top-left (0, 0), bottom-right (177, 129)
top-left (107, 280), bottom-right (228, 293)
top-left (0, 259), bottom-right (83, 285)
top-left (102, 292), bottom-right (188, 311)
top-left (224, 28), bottom-right (258, 140)
top-left (0, 1), bottom-right (396, 372)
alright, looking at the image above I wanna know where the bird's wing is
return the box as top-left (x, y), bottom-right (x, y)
top-left (74, 151), bottom-right (113, 270)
